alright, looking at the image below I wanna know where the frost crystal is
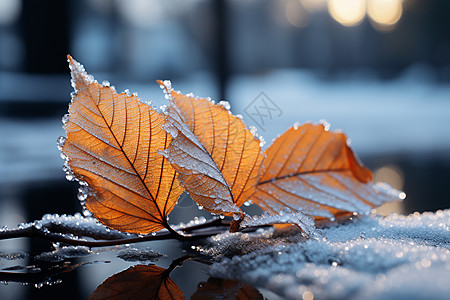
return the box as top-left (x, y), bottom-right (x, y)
top-left (117, 248), bottom-right (166, 262)
top-left (218, 100), bottom-right (231, 110)
top-left (206, 210), bottom-right (450, 300)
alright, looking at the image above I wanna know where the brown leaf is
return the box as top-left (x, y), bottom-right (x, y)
top-left (252, 123), bottom-right (403, 221)
top-left (62, 56), bottom-right (183, 234)
top-left (89, 264), bottom-right (184, 300)
top-left (159, 81), bottom-right (263, 217)
top-left (191, 277), bottom-right (263, 300)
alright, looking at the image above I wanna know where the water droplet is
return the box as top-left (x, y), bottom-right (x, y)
top-left (77, 185), bottom-right (89, 201)
top-left (65, 173), bottom-right (75, 181)
top-left (102, 80), bottom-right (110, 87)
top-left (320, 119), bottom-right (331, 131)
top-left (233, 213), bottom-right (241, 221)
top-left (163, 80), bottom-right (172, 89)
top-left (57, 136), bottom-right (66, 150)
top-left (61, 114), bottom-right (69, 125)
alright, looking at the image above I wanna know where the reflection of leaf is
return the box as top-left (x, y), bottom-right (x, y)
top-left (160, 81), bottom-right (263, 217)
top-left (89, 264), bottom-right (184, 300)
top-left (62, 57), bottom-right (183, 234)
top-left (191, 277), bottom-right (263, 300)
top-left (252, 123), bottom-right (402, 221)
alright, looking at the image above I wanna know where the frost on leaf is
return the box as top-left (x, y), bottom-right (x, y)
top-left (237, 208), bottom-right (316, 237)
top-left (61, 56), bottom-right (183, 234)
top-left (252, 123), bottom-right (404, 222)
top-left (159, 81), bottom-right (264, 219)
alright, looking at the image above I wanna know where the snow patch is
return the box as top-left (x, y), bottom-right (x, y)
top-left (203, 210), bottom-right (450, 300)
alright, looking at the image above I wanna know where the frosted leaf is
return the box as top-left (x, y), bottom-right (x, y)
top-left (159, 80), bottom-right (263, 218)
top-left (253, 123), bottom-right (403, 222)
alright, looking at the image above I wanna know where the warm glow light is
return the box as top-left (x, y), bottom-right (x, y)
top-left (300, 0), bottom-right (327, 12)
top-left (327, 0), bottom-right (366, 27)
top-left (373, 164), bottom-right (406, 215)
top-left (286, 0), bottom-right (310, 28)
top-left (374, 165), bottom-right (404, 190)
top-left (367, 0), bottom-right (403, 30)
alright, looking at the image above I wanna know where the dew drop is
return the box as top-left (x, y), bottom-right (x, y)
top-left (77, 185), bottom-right (89, 201)
top-left (102, 80), bottom-right (110, 87)
top-left (56, 136), bottom-right (66, 150)
top-left (61, 114), bottom-right (70, 125)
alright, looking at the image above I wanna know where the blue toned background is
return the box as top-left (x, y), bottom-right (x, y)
top-left (0, 1), bottom-right (449, 299)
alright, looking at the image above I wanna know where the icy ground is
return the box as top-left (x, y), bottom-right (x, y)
top-left (200, 210), bottom-right (450, 300)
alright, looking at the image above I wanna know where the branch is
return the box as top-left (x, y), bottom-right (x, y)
top-left (0, 217), bottom-right (235, 247)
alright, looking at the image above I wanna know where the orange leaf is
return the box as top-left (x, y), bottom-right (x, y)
top-left (159, 81), bottom-right (263, 217)
top-left (89, 264), bottom-right (184, 300)
top-left (61, 56), bottom-right (183, 234)
top-left (252, 123), bottom-right (403, 221)
top-left (191, 277), bottom-right (263, 300)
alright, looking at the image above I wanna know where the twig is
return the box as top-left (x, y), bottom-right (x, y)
top-left (0, 221), bottom-right (233, 247)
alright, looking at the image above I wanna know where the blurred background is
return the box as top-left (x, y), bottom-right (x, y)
top-left (1, 0), bottom-right (450, 299)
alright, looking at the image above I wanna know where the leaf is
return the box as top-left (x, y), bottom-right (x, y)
top-left (159, 81), bottom-right (263, 217)
top-left (61, 56), bottom-right (183, 234)
top-left (191, 277), bottom-right (263, 300)
top-left (252, 123), bottom-right (403, 221)
top-left (89, 264), bottom-right (184, 300)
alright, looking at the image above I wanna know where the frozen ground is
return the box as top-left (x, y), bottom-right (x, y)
top-left (201, 210), bottom-right (450, 300)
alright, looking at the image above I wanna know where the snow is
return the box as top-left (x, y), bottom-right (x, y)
top-left (116, 247), bottom-right (166, 262)
top-left (203, 210), bottom-right (450, 300)
top-left (239, 208), bottom-right (316, 237)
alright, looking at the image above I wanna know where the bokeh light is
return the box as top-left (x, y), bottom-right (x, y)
top-left (0, 0), bottom-right (21, 25)
top-left (327, 0), bottom-right (366, 27)
top-left (300, 0), bottom-right (328, 12)
top-left (367, 0), bottom-right (403, 30)
top-left (373, 164), bottom-right (406, 215)
top-left (286, 0), bottom-right (310, 28)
